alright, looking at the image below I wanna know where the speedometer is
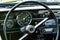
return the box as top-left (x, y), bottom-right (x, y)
top-left (16, 11), bottom-right (32, 26)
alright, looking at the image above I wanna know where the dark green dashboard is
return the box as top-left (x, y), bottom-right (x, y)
top-left (0, 2), bottom-right (60, 40)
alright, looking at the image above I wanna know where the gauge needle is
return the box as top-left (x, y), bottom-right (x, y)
top-left (23, 15), bottom-right (29, 20)
top-left (19, 18), bottom-right (48, 40)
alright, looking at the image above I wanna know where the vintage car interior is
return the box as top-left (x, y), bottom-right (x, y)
top-left (0, 0), bottom-right (60, 40)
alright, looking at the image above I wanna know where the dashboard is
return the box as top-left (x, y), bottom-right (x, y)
top-left (0, 2), bottom-right (60, 40)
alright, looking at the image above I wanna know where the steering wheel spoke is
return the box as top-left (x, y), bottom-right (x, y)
top-left (34, 17), bottom-right (48, 29)
top-left (19, 33), bottom-right (28, 40)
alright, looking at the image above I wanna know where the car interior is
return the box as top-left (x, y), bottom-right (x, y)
top-left (0, 0), bottom-right (60, 40)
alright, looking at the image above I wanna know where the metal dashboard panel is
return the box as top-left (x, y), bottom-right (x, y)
top-left (0, 5), bottom-right (60, 12)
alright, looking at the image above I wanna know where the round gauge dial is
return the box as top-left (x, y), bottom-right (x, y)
top-left (6, 20), bottom-right (14, 28)
top-left (16, 11), bottom-right (32, 26)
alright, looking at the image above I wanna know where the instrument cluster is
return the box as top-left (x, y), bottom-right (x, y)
top-left (0, 10), bottom-right (60, 33)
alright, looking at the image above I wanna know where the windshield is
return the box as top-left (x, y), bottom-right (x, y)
top-left (0, 0), bottom-right (60, 3)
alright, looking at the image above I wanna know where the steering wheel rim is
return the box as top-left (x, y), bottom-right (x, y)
top-left (3, 1), bottom-right (58, 40)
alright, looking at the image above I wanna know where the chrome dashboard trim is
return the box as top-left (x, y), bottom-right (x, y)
top-left (0, 5), bottom-right (60, 12)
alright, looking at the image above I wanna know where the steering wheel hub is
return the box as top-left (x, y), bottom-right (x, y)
top-left (26, 25), bottom-right (35, 33)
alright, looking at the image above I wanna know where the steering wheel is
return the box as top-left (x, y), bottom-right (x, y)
top-left (3, 1), bottom-right (59, 40)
